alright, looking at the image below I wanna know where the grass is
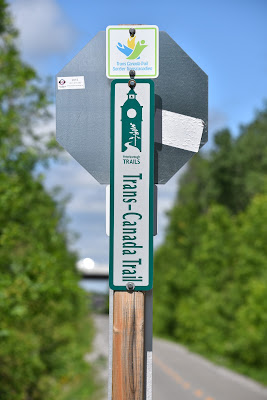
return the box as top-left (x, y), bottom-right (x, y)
top-left (59, 314), bottom-right (104, 400)
top-left (60, 367), bottom-right (102, 400)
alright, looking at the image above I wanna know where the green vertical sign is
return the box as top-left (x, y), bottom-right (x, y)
top-left (109, 80), bottom-right (154, 291)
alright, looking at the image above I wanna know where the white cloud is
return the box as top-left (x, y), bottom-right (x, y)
top-left (44, 157), bottom-right (108, 262)
top-left (155, 174), bottom-right (181, 248)
top-left (209, 108), bottom-right (228, 134)
top-left (10, 0), bottom-right (78, 57)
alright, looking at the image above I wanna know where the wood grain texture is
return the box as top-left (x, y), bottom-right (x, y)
top-left (112, 291), bottom-right (145, 400)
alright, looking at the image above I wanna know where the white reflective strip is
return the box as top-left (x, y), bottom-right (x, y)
top-left (146, 351), bottom-right (153, 400)
top-left (106, 185), bottom-right (110, 236)
top-left (162, 110), bottom-right (204, 152)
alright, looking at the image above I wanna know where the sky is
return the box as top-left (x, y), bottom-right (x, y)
top-left (8, 0), bottom-right (267, 265)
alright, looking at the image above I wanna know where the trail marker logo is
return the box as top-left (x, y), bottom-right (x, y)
top-left (106, 25), bottom-right (159, 79)
top-left (117, 34), bottom-right (148, 60)
top-left (122, 88), bottom-right (143, 153)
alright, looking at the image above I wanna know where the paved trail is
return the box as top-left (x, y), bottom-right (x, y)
top-left (91, 315), bottom-right (267, 400)
top-left (152, 338), bottom-right (267, 400)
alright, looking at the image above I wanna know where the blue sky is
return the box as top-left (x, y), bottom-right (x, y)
top-left (9, 0), bottom-right (267, 264)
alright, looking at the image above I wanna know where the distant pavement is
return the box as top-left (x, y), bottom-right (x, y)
top-left (91, 315), bottom-right (267, 400)
top-left (153, 338), bottom-right (267, 400)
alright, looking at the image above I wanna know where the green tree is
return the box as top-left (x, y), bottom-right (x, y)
top-left (178, 106), bottom-right (267, 214)
top-left (0, 2), bottom-right (97, 399)
top-left (154, 104), bottom-right (267, 384)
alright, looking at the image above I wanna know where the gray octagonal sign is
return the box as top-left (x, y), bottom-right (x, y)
top-left (56, 31), bottom-right (208, 184)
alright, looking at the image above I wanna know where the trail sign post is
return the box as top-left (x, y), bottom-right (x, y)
top-left (110, 80), bottom-right (154, 291)
top-left (56, 24), bottom-right (208, 400)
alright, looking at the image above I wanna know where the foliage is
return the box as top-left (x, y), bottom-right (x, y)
top-left (0, 2), bottom-right (97, 399)
top-left (154, 105), bottom-right (267, 384)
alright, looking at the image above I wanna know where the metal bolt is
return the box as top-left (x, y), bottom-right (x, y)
top-left (129, 70), bottom-right (136, 79)
top-left (128, 79), bottom-right (136, 89)
top-left (129, 28), bottom-right (136, 37)
top-left (126, 282), bottom-right (135, 291)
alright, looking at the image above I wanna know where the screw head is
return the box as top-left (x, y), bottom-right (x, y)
top-left (126, 282), bottom-right (135, 291)
top-left (129, 70), bottom-right (136, 79)
top-left (128, 79), bottom-right (136, 89)
top-left (129, 28), bottom-right (136, 37)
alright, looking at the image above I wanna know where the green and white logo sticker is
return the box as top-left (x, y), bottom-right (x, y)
top-left (109, 80), bottom-right (154, 291)
top-left (121, 88), bottom-right (142, 152)
top-left (106, 25), bottom-right (159, 79)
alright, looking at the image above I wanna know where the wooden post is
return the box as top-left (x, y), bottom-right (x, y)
top-left (112, 291), bottom-right (145, 400)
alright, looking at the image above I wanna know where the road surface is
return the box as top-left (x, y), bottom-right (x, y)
top-left (90, 315), bottom-right (267, 400)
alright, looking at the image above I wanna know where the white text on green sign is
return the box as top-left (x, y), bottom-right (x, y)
top-left (109, 80), bottom-right (154, 291)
